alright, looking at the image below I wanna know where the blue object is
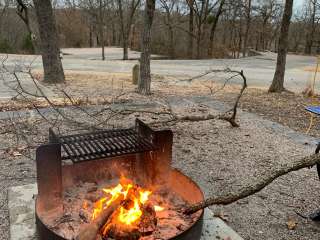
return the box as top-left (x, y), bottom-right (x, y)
top-left (306, 106), bottom-right (320, 115)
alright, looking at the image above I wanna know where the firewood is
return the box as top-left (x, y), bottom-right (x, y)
top-left (104, 202), bottom-right (157, 240)
top-left (76, 198), bottom-right (122, 240)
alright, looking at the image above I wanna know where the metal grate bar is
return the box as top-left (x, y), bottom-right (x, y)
top-left (102, 132), bottom-right (123, 154)
top-left (56, 127), bottom-right (157, 163)
top-left (109, 131), bottom-right (133, 154)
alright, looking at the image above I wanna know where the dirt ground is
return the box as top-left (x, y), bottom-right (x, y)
top-left (215, 88), bottom-right (320, 138)
top-left (1, 72), bottom-right (320, 240)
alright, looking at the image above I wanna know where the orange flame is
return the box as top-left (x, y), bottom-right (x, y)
top-left (82, 201), bottom-right (88, 210)
top-left (91, 179), bottom-right (163, 227)
top-left (118, 199), bottom-right (142, 225)
top-left (154, 205), bottom-right (164, 211)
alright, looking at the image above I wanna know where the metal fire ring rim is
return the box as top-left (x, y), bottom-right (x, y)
top-left (35, 169), bottom-right (204, 240)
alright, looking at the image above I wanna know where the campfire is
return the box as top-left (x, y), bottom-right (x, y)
top-left (35, 119), bottom-right (204, 240)
top-left (91, 177), bottom-right (161, 239)
top-left (54, 176), bottom-right (199, 240)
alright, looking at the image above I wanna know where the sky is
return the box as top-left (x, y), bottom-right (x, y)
top-left (294, 0), bottom-right (304, 9)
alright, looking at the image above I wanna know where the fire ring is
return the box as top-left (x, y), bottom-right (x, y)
top-left (35, 119), bottom-right (204, 240)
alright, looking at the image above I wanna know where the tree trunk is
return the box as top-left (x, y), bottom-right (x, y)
top-left (238, 18), bottom-right (242, 59)
top-left (123, 37), bottom-right (129, 60)
top-left (131, 24), bottom-right (136, 48)
top-left (99, 0), bottom-right (105, 61)
top-left (242, 0), bottom-right (251, 57)
top-left (117, 0), bottom-right (139, 60)
top-left (261, 18), bottom-right (268, 51)
top-left (33, 0), bottom-right (65, 83)
top-left (138, 0), bottom-right (155, 95)
top-left (168, 24), bottom-right (175, 59)
top-left (304, 0), bottom-right (317, 55)
top-left (305, 36), bottom-right (313, 55)
top-left (118, 0), bottom-right (128, 60)
top-left (16, 1), bottom-right (37, 53)
top-left (196, 26), bottom-right (201, 59)
top-left (89, 25), bottom-right (93, 47)
top-left (114, 22), bottom-right (118, 46)
top-left (268, 0), bottom-right (293, 93)
top-left (122, 38), bottom-right (129, 60)
top-left (100, 26), bottom-right (105, 60)
top-left (187, 0), bottom-right (194, 59)
top-left (208, 0), bottom-right (225, 57)
top-left (122, 30), bottom-right (129, 61)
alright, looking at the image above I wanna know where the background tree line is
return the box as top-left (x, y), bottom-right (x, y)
top-left (0, 0), bottom-right (319, 59)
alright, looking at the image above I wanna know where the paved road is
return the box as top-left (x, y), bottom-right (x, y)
top-left (0, 48), bottom-right (318, 99)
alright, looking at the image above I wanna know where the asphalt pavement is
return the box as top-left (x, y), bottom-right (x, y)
top-left (0, 48), bottom-right (318, 99)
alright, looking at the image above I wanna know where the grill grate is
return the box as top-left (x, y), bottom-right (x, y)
top-left (50, 127), bottom-right (157, 163)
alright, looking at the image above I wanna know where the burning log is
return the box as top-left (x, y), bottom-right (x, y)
top-left (77, 180), bottom-right (159, 240)
top-left (76, 198), bottom-right (122, 240)
top-left (102, 202), bottom-right (157, 240)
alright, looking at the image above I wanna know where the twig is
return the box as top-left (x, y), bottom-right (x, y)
top-left (219, 70), bottom-right (247, 127)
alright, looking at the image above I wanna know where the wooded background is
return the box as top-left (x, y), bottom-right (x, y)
top-left (0, 0), bottom-right (319, 59)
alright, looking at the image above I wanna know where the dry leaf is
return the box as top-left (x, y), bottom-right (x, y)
top-left (12, 151), bottom-right (22, 157)
top-left (214, 211), bottom-right (229, 222)
top-left (287, 219), bottom-right (297, 230)
top-left (17, 146), bottom-right (27, 151)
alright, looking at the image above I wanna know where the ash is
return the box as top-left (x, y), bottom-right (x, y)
top-left (46, 180), bottom-right (200, 240)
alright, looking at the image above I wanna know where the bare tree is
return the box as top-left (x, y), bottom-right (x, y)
top-left (255, 0), bottom-right (282, 51)
top-left (0, 0), bottom-right (10, 42)
top-left (80, 0), bottom-right (109, 60)
top-left (187, 0), bottom-right (194, 58)
top-left (268, 3), bottom-right (283, 51)
top-left (228, 0), bottom-right (242, 58)
top-left (304, 0), bottom-right (318, 54)
top-left (159, 0), bottom-right (178, 59)
top-left (208, 0), bottom-right (225, 57)
top-left (117, 0), bottom-right (140, 60)
top-left (98, 0), bottom-right (106, 60)
top-left (192, 0), bottom-right (219, 59)
top-left (0, 0), bottom-right (10, 19)
top-left (241, 0), bottom-right (251, 57)
top-left (138, 0), bottom-right (155, 95)
top-left (268, 0), bottom-right (294, 93)
top-left (16, 0), bottom-right (37, 52)
top-left (33, 0), bottom-right (65, 83)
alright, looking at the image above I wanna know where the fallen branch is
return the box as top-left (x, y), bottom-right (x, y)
top-left (168, 69), bottom-right (247, 127)
top-left (184, 153), bottom-right (320, 215)
top-left (160, 112), bottom-right (238, 127)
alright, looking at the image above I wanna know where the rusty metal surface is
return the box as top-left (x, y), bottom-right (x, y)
top-left (135, 118), bottom-right (173, 185)
top-left (36, 201), bottom-right (65, 240)
top-left (36, 143), bottom-right (63, 213)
